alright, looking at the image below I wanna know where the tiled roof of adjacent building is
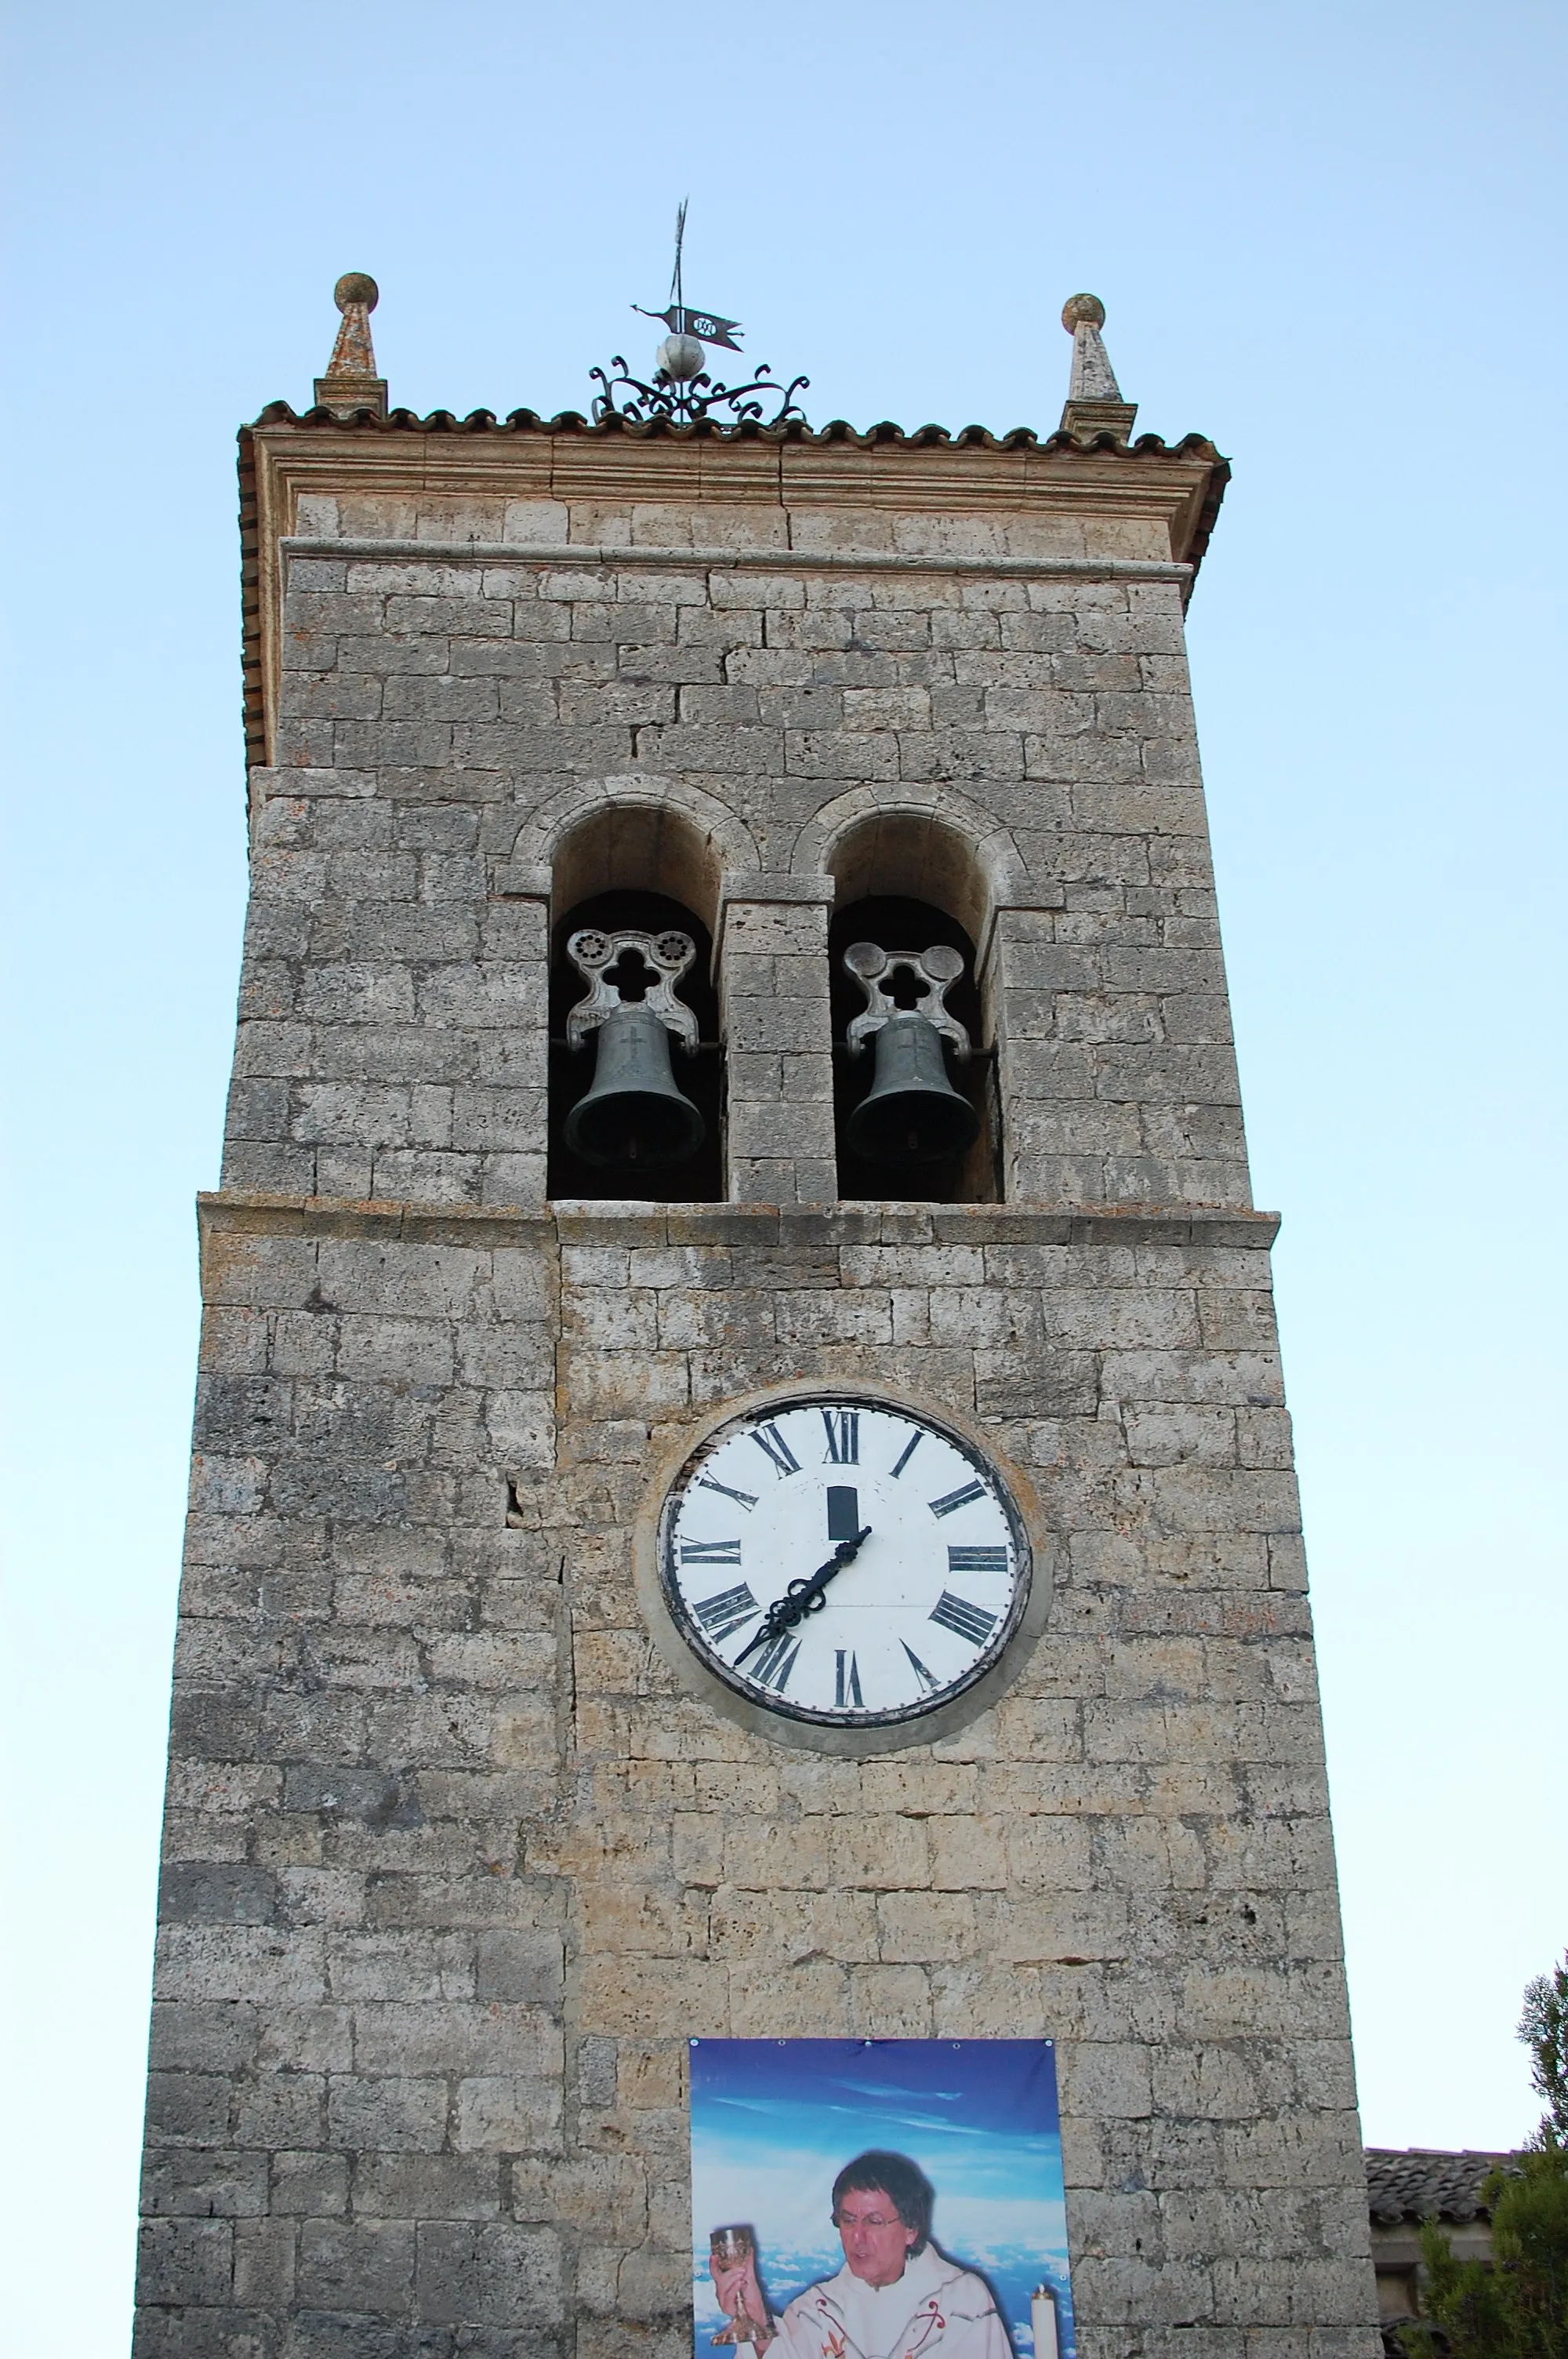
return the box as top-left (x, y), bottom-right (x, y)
top-left (1367, 2148), bottom-right (1514, 2224)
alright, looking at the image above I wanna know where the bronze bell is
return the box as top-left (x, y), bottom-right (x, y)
top-left (564, 1001), bottom-right (706, 1169)
top-left (846, 1009), bottom-right (980, 1165)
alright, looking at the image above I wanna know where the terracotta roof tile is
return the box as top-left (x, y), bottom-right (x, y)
top-left (1366, 2147), bottom-right (1514, 2224)
top-left (248, 397), bottom-right (1225, 467)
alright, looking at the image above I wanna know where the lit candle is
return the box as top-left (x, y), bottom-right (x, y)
top-left (1031, 2284), bottom-right (1060, 2359)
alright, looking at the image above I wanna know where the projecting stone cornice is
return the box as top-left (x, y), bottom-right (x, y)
top-left (242, 413), bottom-right (1223, 545)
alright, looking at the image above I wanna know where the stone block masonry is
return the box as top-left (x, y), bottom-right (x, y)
top-left (233, 443), bottom-right (1250, 1213)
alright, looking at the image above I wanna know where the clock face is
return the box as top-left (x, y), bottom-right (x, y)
top-left (659, 1395), bottom-right (1029, 1728)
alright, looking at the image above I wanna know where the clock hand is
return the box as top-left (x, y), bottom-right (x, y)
top-left (732, 1525), bottom-right (873, 1665)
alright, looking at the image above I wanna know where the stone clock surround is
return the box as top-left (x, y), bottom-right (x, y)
top-left (634, 1372), bottom-right (1053, 1756)
top-left (137, 412), bottom-right (1379, 2356)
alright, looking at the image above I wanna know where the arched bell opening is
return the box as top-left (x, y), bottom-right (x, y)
top-left (829, 895), bottom-right (1000, 1204)
top-left (548, 889), bottom-right (724, 1202)
top-left (550, 802), bottom-right (723, 943)
top-left (826, 809), bottom-right (993, 955)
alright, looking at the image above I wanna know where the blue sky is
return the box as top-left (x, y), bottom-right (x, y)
top-left (2, 2), bottom-right (1565, 2350)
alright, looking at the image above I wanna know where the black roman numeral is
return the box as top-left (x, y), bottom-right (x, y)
top-left (750, 1632), bottom-right (801, 1692)
top-left (698, 1474), bottom-right (758, 1512)
top-left (751, 1422), bottom-right (800, 1479)
top-left (890, 1429), bottom-right (924, 1479)
top-left (948, 1545), bottom-right (1009, 1576)
top-left (835, 1650), bottom-right (864, 1710)
top-left (929, 1480), bottom-right (985, 1519)
top-left (901, 1641), bottom-right (941, 1695)
top-left (822, 1408), bottom-right (859, 1464)
top-left (930, 1590), bottom-right (1000, 1647)
top-left (691, 1582), bottom-right (759, 1641)
top-left (680, 1538), bottom-right (743, 1565)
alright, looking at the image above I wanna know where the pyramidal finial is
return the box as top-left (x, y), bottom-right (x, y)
top-left (314, 272), bottom-right (388, 419)
top-left (1058, 293), bottom-right (1138, 442)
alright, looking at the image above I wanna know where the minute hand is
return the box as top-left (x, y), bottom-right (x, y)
top-left (732, 1526), bottom-right (873, 1665)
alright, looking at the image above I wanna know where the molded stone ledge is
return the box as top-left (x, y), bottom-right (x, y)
top-left (196, 1190), bottom-right (554, 1249)
top-left (488, 862), bottom-right (553, 901)
top-left (198, 1190), bottom-right (1279, 1252)
top-left (280, 533), bottom-right (1195, 584)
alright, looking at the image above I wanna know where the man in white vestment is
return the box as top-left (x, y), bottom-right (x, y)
top-left (710, 2150), bottom-right (1012, 2359)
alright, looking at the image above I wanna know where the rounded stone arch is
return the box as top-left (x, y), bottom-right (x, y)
top-left (521, 779), bottom-right (753, 1205)
top-left (797, 788), bottom-right (1022, 1206)
top-left (504, 776), bottom-right (760, 940)
top-left (791, 786), bottom-right (1026, 961)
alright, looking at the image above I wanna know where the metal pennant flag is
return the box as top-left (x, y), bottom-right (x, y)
top-left (635, 304), bottom-right (744, 351)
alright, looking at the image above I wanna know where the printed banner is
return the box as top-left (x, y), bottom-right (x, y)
top-left (688, 2039), bottom-right (1076, 2359)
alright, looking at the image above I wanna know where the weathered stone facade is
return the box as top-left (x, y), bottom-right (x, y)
top-left (136, 367), bottom-right (1381, 2357)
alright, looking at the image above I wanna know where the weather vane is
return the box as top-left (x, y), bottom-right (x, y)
top-left (634, 198), bottom-right (744, 360)
top-left (590, 200), bottom-right (809, 427)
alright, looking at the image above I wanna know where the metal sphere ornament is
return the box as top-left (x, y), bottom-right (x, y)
top-left (657, 332), bottom-right (707, 383)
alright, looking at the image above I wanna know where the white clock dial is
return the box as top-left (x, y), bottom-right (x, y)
top-left (659, 1396), bottom-right (1029, 1727)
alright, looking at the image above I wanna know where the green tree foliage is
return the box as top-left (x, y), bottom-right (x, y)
top-left (1519, 1959), bottom-right (1568, 2153)
top-left (1408, 2151), bottom-right (1568, 2359)
top-left (1400, 1956), bottom-right (1568, 2359)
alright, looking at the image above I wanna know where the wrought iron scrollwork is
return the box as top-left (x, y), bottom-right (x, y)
top-left (589, 355), bottom-right (811, 427)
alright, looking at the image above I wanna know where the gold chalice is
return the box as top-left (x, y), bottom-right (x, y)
top-left (710, 2224), bottom-right (771, 2347)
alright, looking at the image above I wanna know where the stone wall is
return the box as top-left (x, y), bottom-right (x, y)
top-left (138, 1190), bottom-right (1374, 2357)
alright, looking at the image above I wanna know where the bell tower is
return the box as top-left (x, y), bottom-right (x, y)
top-left (135, 274), bottom-right (1380, 2359)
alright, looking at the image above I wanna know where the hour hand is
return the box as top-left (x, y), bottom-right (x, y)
top-left (733, 1524), bottom-right (873, 1664)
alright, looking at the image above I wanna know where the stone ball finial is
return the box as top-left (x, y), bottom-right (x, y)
top-left (1062, 293), bottom-right (1105, 333)
top-left (334, 272), bottom-right (379, 313)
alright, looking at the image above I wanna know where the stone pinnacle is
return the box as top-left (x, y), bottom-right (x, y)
top-left (1058, 291), bottom-right (1138, 442)
top-left (314, 271), bottom-right (388, 419)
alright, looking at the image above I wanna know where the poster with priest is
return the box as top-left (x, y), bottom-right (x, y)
top-left (688, 2039), bottom-right (1076, 2359)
